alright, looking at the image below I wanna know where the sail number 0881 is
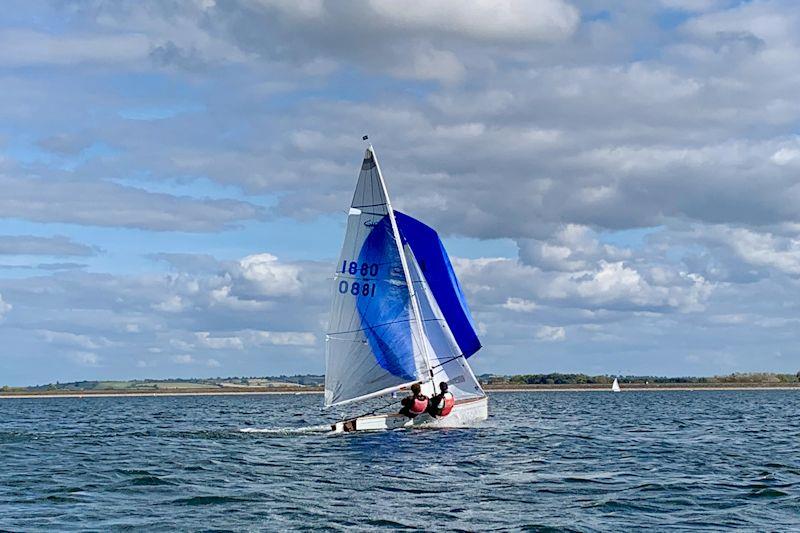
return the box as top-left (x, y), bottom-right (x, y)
top-left (338, 280), bottom-right (376, 297)
top-left (338, 261), bottom-right (379, 297)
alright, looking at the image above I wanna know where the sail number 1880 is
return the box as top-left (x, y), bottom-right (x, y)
top-left (338, 261), bottom-right (379, 297)
top-left (340, 261), bottom-right (379, 276)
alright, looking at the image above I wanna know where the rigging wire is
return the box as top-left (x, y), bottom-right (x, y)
top-left (353, 396), bottom-right (403, 419)
top-left (429, 353), bottom-right (465, 371)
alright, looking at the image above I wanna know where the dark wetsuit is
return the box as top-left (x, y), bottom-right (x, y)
top-left (426, 394), bottom-right (445, 417)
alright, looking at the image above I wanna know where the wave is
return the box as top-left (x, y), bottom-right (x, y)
top-left (173, 495), bottom-right (257, 506)
top-left (130, 475), bottom-right (175, 486)
top-left (239, 424), bottom-right (331, 434)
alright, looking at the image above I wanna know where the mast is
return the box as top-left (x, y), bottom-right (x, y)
top-left (369, 145), bottom-right (435, 385)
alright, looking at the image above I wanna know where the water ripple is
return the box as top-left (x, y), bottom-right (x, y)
top-left (2, 391), bottom-right (800, 530)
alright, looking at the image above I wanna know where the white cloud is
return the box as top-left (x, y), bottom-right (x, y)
top-left (209, 285), bottom-right (271, 310)
top-left (457, 256), bottom-right (712, 314)
top-left (659, 0), bottom-right (725, 12)
top-left (708, 313), bottom-right (748, 325)
top-left (195, 331), bottom-right (244, 350)
top-left (575, 261), bottom-right (645, 300)
top-left (536, 325), bottom-right (566, 342)
top-left (39, 330), bottom-right (112, 350)
top-left (0, 292), bottom-right (10, 318)
top-left (70, 351), bottom-right (100, 366)
top-left (519, 224), bottom-right (629, 272)
top-left (153, 295), bottom-right (187, 313)
top-left (771, 146), bottom-right (800, 165)
top-left (169, 354), bottom-right (222, 368)
top-left (246, 0), bottom-right (326, 20)
top-left (707, 226), bottom-right (800, 276)
top-left (388, 44), bottom-right (465, 85)
top-left (0, 30), bottom-right (151, 67)
top-left (502, 297), bottom-right (538, 312)
top-left (0, 175), bottom-right (263, 232)
top-left (0, 235), bottom-right (96, 256)
top-left (246, 329), bottom-right (317, 346)
top-left (683, 2), bottom-right (795, 44)
top-left (169, 339), bottom-right (195, 352)
top-left (238, 254), bottom-right (302, 296)
top-left (367, 0), bottom-right (579, 43)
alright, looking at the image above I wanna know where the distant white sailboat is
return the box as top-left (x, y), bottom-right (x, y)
top-left (611, 378), bottom-right (621, 393)
top-left (325, 144), bottom-right (488, 433)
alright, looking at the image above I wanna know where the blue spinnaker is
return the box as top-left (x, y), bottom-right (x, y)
top-left (395, 211), bottom-right (482, 358)
top-left (356, 216), bottom-right (417, 380)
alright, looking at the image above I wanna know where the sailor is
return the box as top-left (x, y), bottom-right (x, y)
top-left (427, 382), bottom-right (455, 418)
top-left (399, 383), bottom-right (429, 418)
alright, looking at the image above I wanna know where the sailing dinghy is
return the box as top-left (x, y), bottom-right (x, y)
top-left (611, 378), bottom-right (621, 393)
top-left (325, 145), bottom-right (488, 433)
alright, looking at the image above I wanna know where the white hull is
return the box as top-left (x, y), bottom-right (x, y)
top-left (331, 396), bottom-right (488, 433)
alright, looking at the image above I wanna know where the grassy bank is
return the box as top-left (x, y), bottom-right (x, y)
top-left (4, 372), bottom-right (800, 398)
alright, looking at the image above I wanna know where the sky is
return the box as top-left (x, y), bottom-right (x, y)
top-left (2, 0), bottom-right (800, 386)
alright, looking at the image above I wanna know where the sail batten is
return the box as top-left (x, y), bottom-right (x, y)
top-left (327, 318), bottom-right (415, 337)
top-left (352, 202), bottom-right (389, 209)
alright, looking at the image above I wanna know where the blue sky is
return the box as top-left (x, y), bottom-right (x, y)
top-left (2, 0), bottom-right (800, 385)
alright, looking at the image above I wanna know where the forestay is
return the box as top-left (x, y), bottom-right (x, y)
top-left (325, 148), bottom-right (429, 407)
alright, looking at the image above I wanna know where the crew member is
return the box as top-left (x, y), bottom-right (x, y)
top-left (427, 381), bottom-right (455, 417)
top-left (399, 383), bottom-right (428, 418)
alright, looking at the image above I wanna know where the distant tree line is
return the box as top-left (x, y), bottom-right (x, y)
top-left (12, 372), bottom-right (800, 392)
top-left (479, 372), bottom-right (800, 385)
top-left (22, 374), bottom-right (326, 391)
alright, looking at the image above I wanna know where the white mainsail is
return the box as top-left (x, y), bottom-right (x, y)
top-left (611, 378), bottom-right (621, 392)
top-left (325, 147), bottom-right (429, 407)
top-left (325, 145), bottom-right (485, 410)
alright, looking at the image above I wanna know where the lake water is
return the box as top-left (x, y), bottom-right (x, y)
top-left (1, 391), bottom-right (799, 531)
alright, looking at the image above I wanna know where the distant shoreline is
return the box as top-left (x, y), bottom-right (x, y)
top-left (484, 383), bottom-right (800, 391)
top-left (0, 390), bottom-right (321, 399)
top-left (488, 386), bottom-right (800, 392)
top-left (2, 382), bottom-right (799, 399)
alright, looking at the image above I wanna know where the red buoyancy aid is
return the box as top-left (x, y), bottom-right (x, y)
top-left (438, 392), bottom-right (455, 416)
top-left (409, 395), bottom-right (428, 415)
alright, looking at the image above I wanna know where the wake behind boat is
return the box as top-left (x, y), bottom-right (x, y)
top-left (325, 143), bottom-right (488, 433)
